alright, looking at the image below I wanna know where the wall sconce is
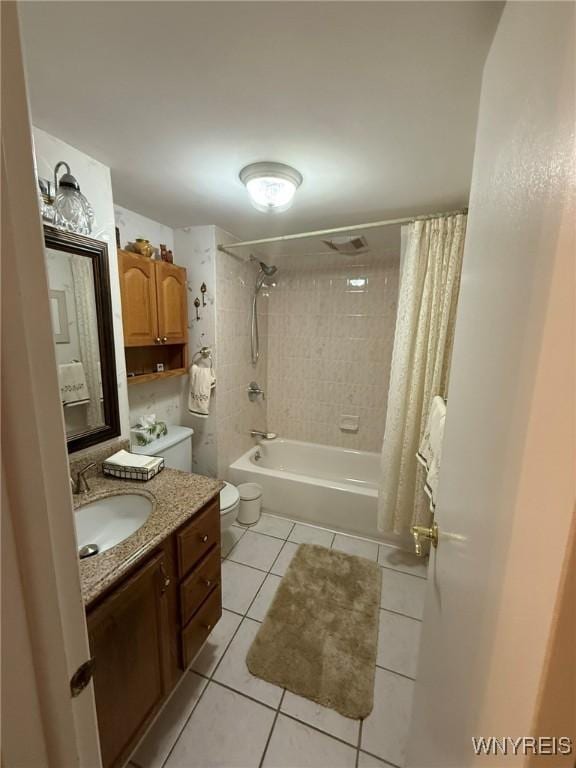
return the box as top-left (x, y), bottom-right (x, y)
top-left (38, 161), bottom-right (94, 235)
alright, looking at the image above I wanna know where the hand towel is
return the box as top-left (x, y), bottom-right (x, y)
top-left (417, 395), bottom-right (446, 510)
top-left (188, 363), bottom-right (216, 418)
top-left (105, 449), bottom-right (162, 470)
top-left (59, 362), bottom-right (89, 406)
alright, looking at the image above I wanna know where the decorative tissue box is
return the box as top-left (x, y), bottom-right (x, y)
top-left (130, 420), bottom-right (168, 448)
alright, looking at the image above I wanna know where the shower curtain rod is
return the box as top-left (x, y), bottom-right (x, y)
top-left (216, 207), bottom-right (468, 254)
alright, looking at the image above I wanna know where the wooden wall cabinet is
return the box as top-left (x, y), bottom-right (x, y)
top-left (118, 250), bottom-right (188, 384)
top-left (87, 498), bottom-right (222, 768)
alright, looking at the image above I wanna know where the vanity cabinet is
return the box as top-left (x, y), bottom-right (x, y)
top-left (87, 552), bottom-right (171, 768)
top-left (87, 497), bottom-right (221, 768)
top-left (118, 250), bottom-right (188, 384)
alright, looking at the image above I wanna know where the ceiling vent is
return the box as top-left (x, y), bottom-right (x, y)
top-left (321, 235), bottom-right (369, 255)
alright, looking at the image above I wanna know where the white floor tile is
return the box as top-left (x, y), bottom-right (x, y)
top-left (288, 523), bottom-right (335, 547)
top-left (247, 574), bottom-right (283, 622)
top-left (270, 541), bottom-right (300, 576)
top-left (228, 530), bottom-right (285, 571)
top-left (332, 534), bottom-right (379, 561)
top-left (378, 544), bottom-right (428, 578)
top-left (191, 609), bottom-right (243, 677)
top-left (221, 526), bottom-right (246, 558)
top-left (245, 514), bottom-right (295, 540)
top-left (358, 751), bottom-right (395, 767)
top-left (213, 618), bottom-right (283, 707)
top-left (281, 690), bottom-right (360, 746)
top-left (377, 610), bottom-right (421, 679)
top-left (132, 672), bottom-right (207, 768)
top-left (361, 668), bottom-right (414, 767)
top-left (164, 682), bottom-right (275, 768)
top-left (263, 714), bottom-right (356, 768)
top-left (221, 560), bottom-right (266, 614)
top-left (380, 569), bottom-right (427, 619)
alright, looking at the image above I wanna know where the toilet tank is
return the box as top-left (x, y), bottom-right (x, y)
top-left (131, 425), bottom-right (194, 473)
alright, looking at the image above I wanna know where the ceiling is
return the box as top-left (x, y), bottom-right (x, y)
top-left (19, 2), bottom-right (502, 240)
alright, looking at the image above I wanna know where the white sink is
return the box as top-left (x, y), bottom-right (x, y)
top-left (75, 494), bottom-right (153, 557)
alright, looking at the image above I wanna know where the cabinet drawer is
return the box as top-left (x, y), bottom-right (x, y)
top-left (181, 586), bottom-right (222, 668)
top-left (180, 547), bottom-right (221, 627)
top-left (177, 499), bottom-right (220, 578)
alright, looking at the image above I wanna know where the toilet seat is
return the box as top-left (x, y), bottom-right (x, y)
top-left (220, 481), bottom-right (240, 513)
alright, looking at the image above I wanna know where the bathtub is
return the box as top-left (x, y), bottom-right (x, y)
top-left (228, 438), bottom-right (392, 542)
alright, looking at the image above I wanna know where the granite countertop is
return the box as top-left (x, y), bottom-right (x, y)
top-left (75, 468), bottom-right (223, 607)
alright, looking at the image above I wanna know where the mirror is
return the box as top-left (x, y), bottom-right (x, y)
top-left (44, 226), bottom-right (120, 452)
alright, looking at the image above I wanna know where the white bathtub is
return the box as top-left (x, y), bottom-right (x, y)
top-left (229, 438), bottom-right (392, 542)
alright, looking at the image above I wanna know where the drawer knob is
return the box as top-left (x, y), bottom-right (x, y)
top-left (200, 534), bottom-right (209, 543)
top-left (203, 623), bottom-right (212, 631)
top-left (203, 579), bottom-right (212, 587)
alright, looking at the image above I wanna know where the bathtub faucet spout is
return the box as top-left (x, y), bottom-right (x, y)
top-left (250, 430), bottom-right (277, 440)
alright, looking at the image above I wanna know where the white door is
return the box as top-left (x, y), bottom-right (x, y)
top-left (2, 4), bottom-right (102, 766)
top-left (407, 4), bottom-right (574, 767)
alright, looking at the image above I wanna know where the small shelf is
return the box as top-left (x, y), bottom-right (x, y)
top-left (127, 368), bottom-right (187, 386)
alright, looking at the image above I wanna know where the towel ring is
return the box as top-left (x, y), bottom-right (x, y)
top-left (192, 346), bottom-right (213, 368)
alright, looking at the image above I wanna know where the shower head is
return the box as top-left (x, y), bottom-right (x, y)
top-left (255, 260), bottom-right (278, 292)
top-left (259, 261), bottom-right (277, 277)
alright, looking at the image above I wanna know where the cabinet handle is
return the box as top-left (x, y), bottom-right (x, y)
top-left (159, 562), bottom-right (171, 593)
top-left (155, 337), bottom-right (161, 344)
top-left (203, 579), bottom-right (212, 588)
top-left (161, 336), bottom-right (168, 343)
top-left (203, 623), bottom-right (213, 631)
top-left (200, 534), bottom-right (208, 543)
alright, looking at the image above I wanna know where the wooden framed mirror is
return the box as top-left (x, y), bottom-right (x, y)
top-left (44, 226), bottom-right (120, 452)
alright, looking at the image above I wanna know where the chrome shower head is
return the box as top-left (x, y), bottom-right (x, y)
top-left (255, 260), bottom-right (278, 292)
top-left (259, 261), bottom-right (277, 277)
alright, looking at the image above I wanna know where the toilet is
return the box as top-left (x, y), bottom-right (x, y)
top-left (132, 425), bottom-right (240, 530)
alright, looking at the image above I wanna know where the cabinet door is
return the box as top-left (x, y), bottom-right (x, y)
top-left (155, 261), bottom-right (188, 344)
top-left (88, 553), bottom-right (170, 768)
top-left (118, 250), bottom-right (159, 346)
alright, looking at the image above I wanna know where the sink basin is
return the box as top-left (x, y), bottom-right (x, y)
top-left (75, 494), bottom-right (153, 557)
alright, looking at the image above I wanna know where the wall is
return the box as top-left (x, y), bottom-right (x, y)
top-left (267, 249), bottom-right (399, 451)
top-left (407, 2), bottom-right (575, 765)
top-left (32, 126), bottom-right (131, 446)
top-left (174, 225), bottom-right (218, 476)
top-left (214, 227), bottom-right (268, 476)
top-left (173, 225), bottom-right (268, 478)
top-left (114, 204), bottom-right (186, 431)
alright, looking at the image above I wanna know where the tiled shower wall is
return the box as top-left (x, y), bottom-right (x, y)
top-left (215, 229), bottom-right (268, 477)
top-left (266, 251), bottom-right (399, 452)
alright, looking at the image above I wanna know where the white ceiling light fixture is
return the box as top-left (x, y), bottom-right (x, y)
top-left (239, 162), bottom-right (302, 213)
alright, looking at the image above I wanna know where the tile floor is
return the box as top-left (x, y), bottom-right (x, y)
top-left (130, 514), bottom-right (428, 768)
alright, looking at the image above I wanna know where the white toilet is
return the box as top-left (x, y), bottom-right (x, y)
top-left (132, 425), bottom-right (240, 531)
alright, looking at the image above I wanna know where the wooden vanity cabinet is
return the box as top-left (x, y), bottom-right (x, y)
top-left (87, 551), bottom-right (171, 768)
top-left (87, 497), bottom-right (221, 768)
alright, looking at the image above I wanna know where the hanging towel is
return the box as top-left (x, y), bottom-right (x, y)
top-left (417, 395), bottom-right (446, 510)
top-left (188, 363), bottom-right (216, 418)
top-left (59, 362), bottom-right (89, 406)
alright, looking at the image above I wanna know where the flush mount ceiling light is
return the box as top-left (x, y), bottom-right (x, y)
top-left (239, 162), bottom-right (303, 213)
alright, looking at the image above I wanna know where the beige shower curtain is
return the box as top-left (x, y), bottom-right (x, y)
top-left (378, 213), bottom-right (467, 536)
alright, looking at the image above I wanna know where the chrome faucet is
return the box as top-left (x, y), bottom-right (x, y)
top-left (72, 462), bottom-right (97, 495)
top-left (250, 430), bottom-right (277, 440)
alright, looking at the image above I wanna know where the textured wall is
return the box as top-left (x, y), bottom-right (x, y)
top-left (266, 249), bottom-right (399, 451)
top-left (214, 228), bottom-right (268, 477)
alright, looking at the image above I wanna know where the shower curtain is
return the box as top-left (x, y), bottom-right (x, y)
top-left (377, 213), bottom-right (467, 536)
top-left (71, 257), bottom-right (103, 429)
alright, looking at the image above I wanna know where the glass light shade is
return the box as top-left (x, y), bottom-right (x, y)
top-left (246, 176), bottom-right (297, 212)
top-left (240, 162), bottom-right (302, 213)
top-left (53, 186), bottom-right (94, 235)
